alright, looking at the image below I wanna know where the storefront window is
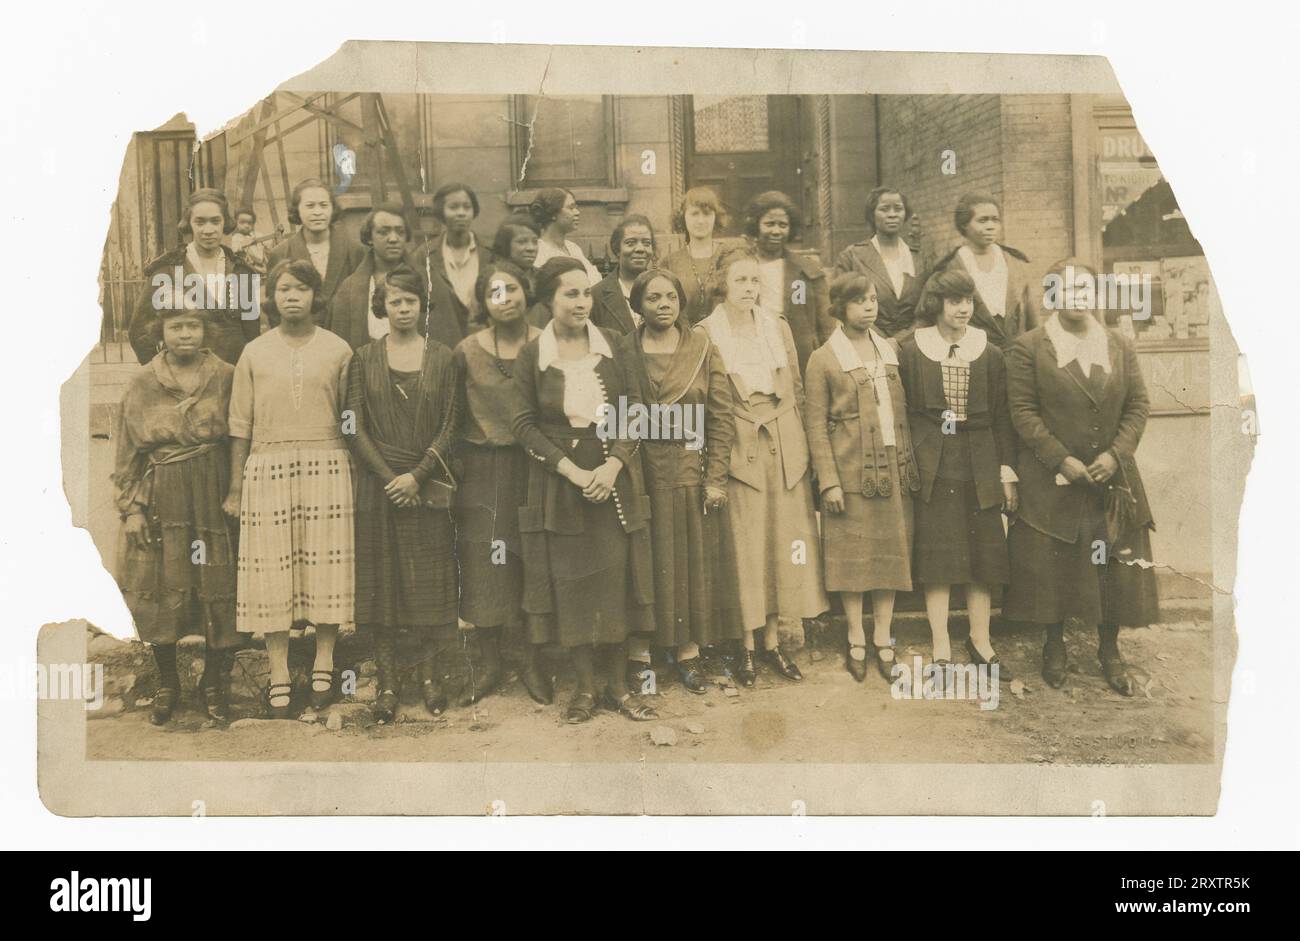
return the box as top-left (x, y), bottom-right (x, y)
top-left (1096, 106), bottom-right (1208, 343)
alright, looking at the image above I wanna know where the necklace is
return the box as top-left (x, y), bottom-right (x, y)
top-left (491, 326), bottom-right (515, 379)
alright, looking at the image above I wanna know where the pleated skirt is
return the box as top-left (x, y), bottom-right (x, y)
top-left (455, 442), bottom-right (528, 628)
top-left (913, 432), bottom-right (1009, 587)
top-left (822, 445), bottom-right (914, 593)
top-left (117, 447), bottom-right (239, 648)
top-left (235, 444), bottom-right (355, 633)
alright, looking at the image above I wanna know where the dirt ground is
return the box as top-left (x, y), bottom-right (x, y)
top-left (86, 615), bottom-right (1216, 766)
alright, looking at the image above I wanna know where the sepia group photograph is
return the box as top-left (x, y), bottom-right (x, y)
top-left (32, 36), bottom-right (1248, 821)
top-left (4, 0), bottom-right (1292, 873)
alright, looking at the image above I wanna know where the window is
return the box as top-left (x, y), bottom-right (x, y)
top-left (512, 95), bottom-right (616, 188)
top-left (1095, 106), bottom-right (1207, 343)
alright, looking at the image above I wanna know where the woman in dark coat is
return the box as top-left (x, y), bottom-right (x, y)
top-left (832, 186), bottom-right (924, 341)
top-left (328, 203), bottom-right (464, 352)
top-left (346, 265), bottom-right (460, 722)
top-left (743, 190), bottom-right (836, 377)
top-left (453, 260), bottom-right (544, 705)
top-left (114, 302), bottom-right (239, 724)
top-left (511, 257), bottom-right (658, 724)
top-left (589, 215), bottom-right (656, 335)
top-left (1003, 259), bottom-right (1159, 695)
top-left (627, 268), bottom-right (736, 692)
top-left (265, 178), bottom-right (366, 310)
top-left (898, 268), bottom-right (1019, 686)
top-left (921, 193), bottom-right (1036, 352)
top-left (128, 188), bottom-right (260, 366)
top-left (413, 183), bottom-right (495, 332)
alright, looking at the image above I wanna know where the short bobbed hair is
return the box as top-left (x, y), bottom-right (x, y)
top-left (264, 259), bottom-right (328, 323)
top-left (474, 260), bottom-right (534, 314)
top-left (828, 272), bottom-right (879, 321)
top-left (371, 265), bottom-right (429, 321)
top-left (534, 256), bottom-right (588, 309)
top-left (708, 244), bottom-right (761, 305)
top-left (742, 190), bottom-right (801, 240)
top-left (286, 178), bottom-right (337, 227)
top-left (178, 188), bottom-right (237, 237)
top-left (609, 214), bottom-right (657, 257)
top-left (360, 202), bottom-right (414, 246)
top-left (629, 268), bottom-right (687, 321)
top-left (864, 186), bottom-right (911, 228)
top-left (432, 182), bottom-right (480, 223)
top-left (918, 268), bottom-right (977, 325)
top-left (953, 192), bottom-right (1001, 237)
top-left (491, 215), bottom-right (540, 261)
top-left (671, 187), bottom-right (728, 237)
top-left (149, 303), bottom-right (211, 349)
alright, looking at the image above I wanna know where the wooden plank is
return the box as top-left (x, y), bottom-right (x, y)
top-left (373, 94), bottom-right (417, 223)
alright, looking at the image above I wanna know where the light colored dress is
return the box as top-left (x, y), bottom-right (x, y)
top-left (700, 305), bottom-right (828, 631)
top-left (229, 326), bottom-right (355, 633)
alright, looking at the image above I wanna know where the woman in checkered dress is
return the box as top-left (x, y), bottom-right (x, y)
top-left (223, 259), bottom-right (356, 718)
top-left (897, 268), bottom-right (1018, 686)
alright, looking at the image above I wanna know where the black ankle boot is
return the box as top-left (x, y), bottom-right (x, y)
top-left (419, 646), bottom-right (447, 717)
top-left (460, 628), bottom-right (503, 706)
top-left (373, 633), bottom-right (399, 723)
top-left (520, 644), bottom-right (554, 705)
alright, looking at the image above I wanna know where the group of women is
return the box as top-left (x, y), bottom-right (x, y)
top-left (114, 176), bottom-right (1158, 729)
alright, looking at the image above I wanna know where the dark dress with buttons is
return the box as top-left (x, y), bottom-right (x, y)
top-left (510, 330), bottom-right (656, 648)
top-left (1002, 325), bottom-right (1159, 626)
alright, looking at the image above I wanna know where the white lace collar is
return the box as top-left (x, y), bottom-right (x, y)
top-left (702, 303), bottom-right (790, 374)
top-left (1045, 312), bottom-right (1110, 375)
top-left (828, 324), bottom-right (898, 372)
top-left (537, 318), bottom-right (613, 371)
top-left (913, 324), bottom-right (987, 364)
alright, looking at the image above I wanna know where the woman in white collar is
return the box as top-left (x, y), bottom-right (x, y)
top-left (922, 193), bottom-right (1035, 352)
top-left (1003, 259), bottom-right (1158, 696)
top-left (528, 188), bottom-right (602, 286)
top-left (832, 186), bottom-right (924, 340)
top-left (804, 273), bottom-right (921, 683)
top-left (700, 246), bottom-right (829, 687)
top-left (510, 257), bottom-right (658, 724)
top-left (898, 268), bottom-right (1019, 689)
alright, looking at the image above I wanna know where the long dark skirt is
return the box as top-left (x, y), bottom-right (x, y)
top-left (913, 432), bottom-right (1009, 587)
top-left (646, 477), bottom-right (743, 649)
top-left (522, 438), bottom-right (651, 648)
top-left (1004, 494), bottom-right (1160, 627)
top-left (118, 447), bottom-right (239, 648)
top-left (455, 442), bottom-right (528, 628)
top-left (354, 472), bottom-right (459, 630)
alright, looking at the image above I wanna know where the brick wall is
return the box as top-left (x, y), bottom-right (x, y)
top-left (876, 94), bottom-right (1074, 289)
top-left (878, 94), bottom-right (1004, 272)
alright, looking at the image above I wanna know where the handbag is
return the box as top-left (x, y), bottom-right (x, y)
top-left (1103, 457), bottom-right (1138, 546)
